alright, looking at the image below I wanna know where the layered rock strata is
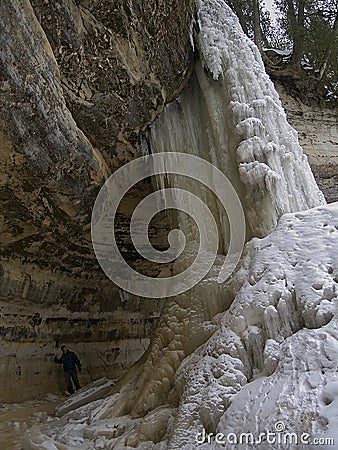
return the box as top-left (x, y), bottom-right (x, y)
top-left (0, 0), bottom-right (194, 401)
top-left (275, 83), bottom-right (338, 203)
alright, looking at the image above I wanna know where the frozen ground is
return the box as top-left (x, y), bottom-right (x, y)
top-left (0, 394), bottom-right (62, 450)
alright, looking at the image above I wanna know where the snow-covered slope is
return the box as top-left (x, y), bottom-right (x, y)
top-left (165, 202), bottom-right (338, 449)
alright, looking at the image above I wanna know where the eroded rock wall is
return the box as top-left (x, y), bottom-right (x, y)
top-left (1, 0), bottom-right (336, 405)
top-left (0, 259), bottom-right (163, 402)
top-left (275, 83), bottom-right (338, 203)
top-left (0, 0), bottom-right (194, 401)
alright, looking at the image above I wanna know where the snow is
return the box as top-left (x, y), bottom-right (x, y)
top-left (23, 0), bottom-right (336, 449)
top-left (199, 203), bottom-right (338, 449)
top-left (320, 381), bottom-right (338, 449)
top-left (263, 47), bottom-right (292, 57)
top-left (55, 378), bottom-right (114, 417)
top-left (0, 395), bottom-right (62, 450)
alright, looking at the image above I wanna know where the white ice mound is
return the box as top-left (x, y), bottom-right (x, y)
top-left (165, 202), bottom-right (338, 449)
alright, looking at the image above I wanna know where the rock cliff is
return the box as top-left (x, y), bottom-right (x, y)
top-left (275, 83), bottom-right (338, 204)
top-left (0, 0), bottom-right (336, 404)
top-left (0, 0), bottom-right (194, 401)
top-left (19, 0), bottom-right (338, 446)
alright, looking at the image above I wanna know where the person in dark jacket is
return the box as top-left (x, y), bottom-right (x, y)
top-left (54, 345), bottom-right (82, 395)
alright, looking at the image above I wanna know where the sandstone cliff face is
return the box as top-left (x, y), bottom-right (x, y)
top-left (0, 0), bottom-right (336, 404)
top-left (17, 0), bottom-right (337, 444)
top-left (1, 0), bottom-right (194, 266)
top-left (275, 83), bottom-right (338, 203)
top-left (0, 0), bottom-right (193, 401)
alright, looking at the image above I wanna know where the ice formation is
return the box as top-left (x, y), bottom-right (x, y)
top-left (164, 203), bottom-right (338, 449)
top-left (149, 0), bottom-right (324, 239)
top-left (24, 0), bottom-right (337, 449)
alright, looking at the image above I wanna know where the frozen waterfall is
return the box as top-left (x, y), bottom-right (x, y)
top-left (149, 0), bottom-right (324, 240)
